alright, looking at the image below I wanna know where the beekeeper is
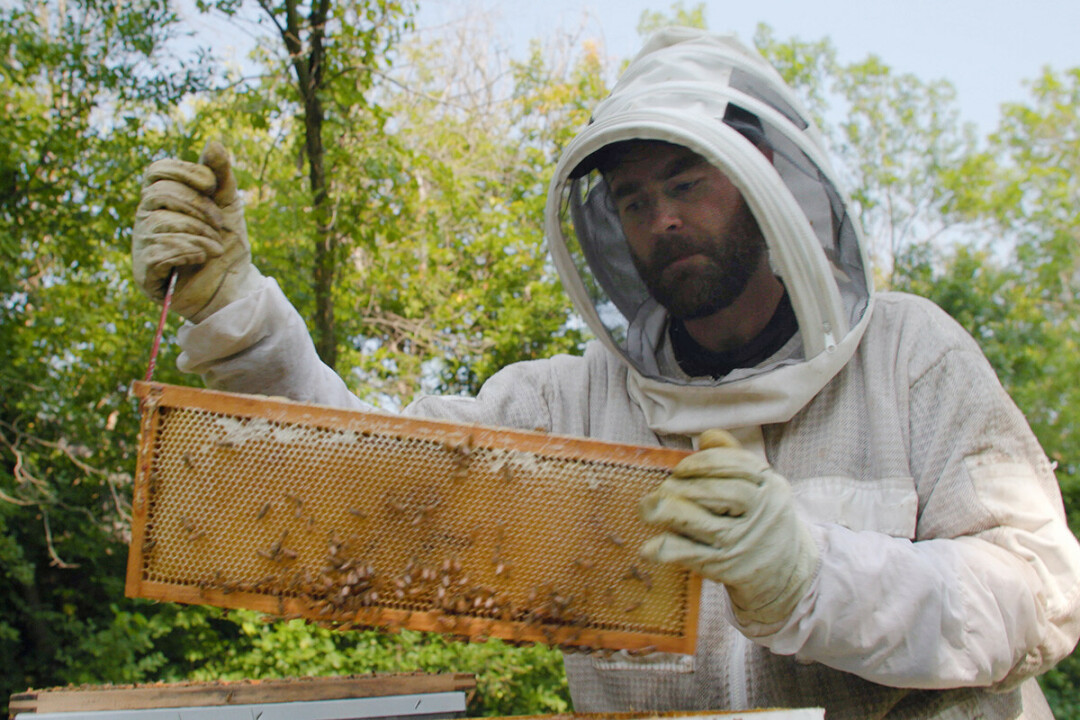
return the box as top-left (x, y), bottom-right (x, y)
top-left (131, 27), bottom-right (1080, 720)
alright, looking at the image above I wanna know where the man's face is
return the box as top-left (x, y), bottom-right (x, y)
top-left (605, 141), bottom-right (768, 320)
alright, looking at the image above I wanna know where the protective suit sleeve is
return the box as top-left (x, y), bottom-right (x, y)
top-left (176, 275), bottom-right (371, 410)
top-left (173, 274), bottom-right (567, 432)
top-left (744, 333), bottom-right (1080, 691)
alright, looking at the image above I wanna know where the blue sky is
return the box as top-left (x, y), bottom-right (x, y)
top-left (416, 0), bottom-right (1080, 136)
top-left (185, 0), bottom-right (1080, 137)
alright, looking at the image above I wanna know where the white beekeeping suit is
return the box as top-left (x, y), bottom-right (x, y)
top-left (540, 28), bottom-right (1080, 719)
top-left (134, 27), bottom-right (1080, 720)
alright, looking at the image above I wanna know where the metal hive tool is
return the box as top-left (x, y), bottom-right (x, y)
top-left (126, 381), bottom-right (700, 654)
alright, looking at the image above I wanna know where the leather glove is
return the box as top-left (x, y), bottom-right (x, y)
top-left (132, 141), bottom-right (262, 322)
top-left (639, 429), bottom-right (819, 627)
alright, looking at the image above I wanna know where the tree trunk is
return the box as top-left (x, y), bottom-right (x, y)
top-left (306, 94), bottom-right (337, 369)
top-left (270, 0), bottom-right (337, 369)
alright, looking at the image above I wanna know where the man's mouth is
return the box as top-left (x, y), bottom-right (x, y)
top-left (659, 250), bottom-right (709, 278)
top-left (655, 238), bottom-right (705, 266)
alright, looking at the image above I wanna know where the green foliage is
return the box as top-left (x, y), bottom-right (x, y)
top-left (931, 66), bottom-right (1080, 511)
top-left (637, 2), bottom-right (707, 35)
top-left (330, 28), bottom-right (602, 403)
top-left (947, 67), bottom-right (1080, 299)
top-left (834, 59), bottom-right (976, 281)
top-left (1041, 652), bottom-right (1080, 719)
top-left (0, 0), bottom-right (223, 710)
top-left (186, 614), bottom-right (569, 716)
top-left (755, 26), bottom-right (978, 283)
top-left (751, 25), bottom-right (837, 130)
top-left (257, 0), bottom-right (415, 367)
top-left (1, 0), bottom-right (580, 712)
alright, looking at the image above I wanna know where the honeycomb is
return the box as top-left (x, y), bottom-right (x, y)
top-left (127, 382), bottom-right (699, 654)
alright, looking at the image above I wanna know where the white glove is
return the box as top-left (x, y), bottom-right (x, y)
top-left (132, 141), bottom-right (262, 322)
top-left (639, 429), bottom-right (819, 627)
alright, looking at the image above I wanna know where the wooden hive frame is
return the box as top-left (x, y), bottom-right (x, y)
top-left (126, 381), bottom-right (699, 654)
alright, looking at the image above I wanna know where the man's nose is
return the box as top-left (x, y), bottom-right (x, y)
top-left (651, 197), bottom-right (683, 233)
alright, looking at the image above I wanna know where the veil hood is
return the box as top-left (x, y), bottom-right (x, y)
top-left (543, 28), bottom-right (874, 435)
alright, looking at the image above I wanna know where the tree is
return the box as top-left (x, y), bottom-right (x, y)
top-left (933, 66), bottom-right (1080, 517)
top-left (197, 0), bottom-right (414, 369)
top-left (637, 1), bottom-right (706, 35)
top-left (753, 25), bottom-right (979, 284)
top-left (832, 58), bottom-right (977, 283)
top-left (332, 21), bottom-right (606, 402)
top-left (0, 0), bottom-right (219, 708)
top-left (944, 67), bottom-right (1080, 306)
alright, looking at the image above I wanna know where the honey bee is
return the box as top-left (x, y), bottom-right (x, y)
top-left (625, 564), bottom-right (652, 590)
top-left (563, 626), bottom-right (583, 644)
top-left (627, 645), bottom-right (657, 657)
top-left (180, 516), bottom-right (205, 541)
top-left (448, 434), bottom-right (476, 480)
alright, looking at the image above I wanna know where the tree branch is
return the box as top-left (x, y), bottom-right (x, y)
top-left (42, 510), bottom-right (79, 569)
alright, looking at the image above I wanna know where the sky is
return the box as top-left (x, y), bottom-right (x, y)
top-left (414, 0), bottom-right (1080, 136)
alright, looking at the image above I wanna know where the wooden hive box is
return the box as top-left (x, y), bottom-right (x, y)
top-left (9, 673), bottom-right (475, 718)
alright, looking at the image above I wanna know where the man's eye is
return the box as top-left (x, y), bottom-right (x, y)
top-left (672, 179), bottom-right (698, 194)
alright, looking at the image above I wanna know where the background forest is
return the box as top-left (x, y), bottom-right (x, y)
top-left (2, 0), bottom-right (1079, 716)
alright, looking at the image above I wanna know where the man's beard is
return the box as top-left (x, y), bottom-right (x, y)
top-left (629, 201), bottom-right (769, 320)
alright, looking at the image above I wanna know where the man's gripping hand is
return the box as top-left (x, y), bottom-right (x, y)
top-left (132, 141), bottom-right (262, 322)
top-left (639, 429), bottom-right (819, 627)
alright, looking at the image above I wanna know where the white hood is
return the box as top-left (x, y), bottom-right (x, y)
top-left (543, 28), bottom-right (874, 435)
